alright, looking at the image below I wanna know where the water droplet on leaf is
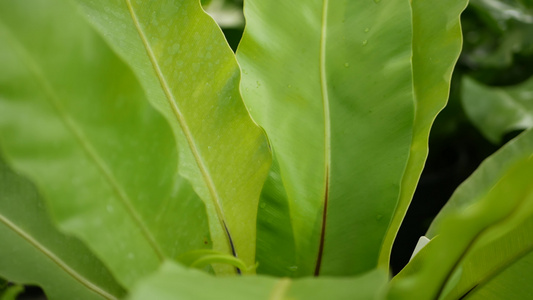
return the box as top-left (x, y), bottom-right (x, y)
top-left (344, 62), bottom-right (350, 68)
top-left (365, 27), bottom-right (370, 33)
top-left (362, 40), bottom-right (368, 46)
top-left (289, 266), bottom-right (298, 272)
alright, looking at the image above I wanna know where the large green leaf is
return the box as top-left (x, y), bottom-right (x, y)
top-left (0, 0), bottom-right (210, 287)
top-left (72, 0), bottom-right (271, 273)
top-left (237, 0), bottom-right (465, 277)
top-left (388, 129), bottom-right (533, 300)
top-left (0, 156), bottom-right (125, 300)
top-left (129, 261), bottom-right (388, 300)
top-left (462, 76), bottom-right (533, 144)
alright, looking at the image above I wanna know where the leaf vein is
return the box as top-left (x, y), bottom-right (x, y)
top-left (315, 0), bottom-right (331, 276)
top-left (0, 213), bottom-right (117, 300)
top-left (0, 22), bottom-right (165, 261)
top-left (124, 0), bottom-right (236, 258)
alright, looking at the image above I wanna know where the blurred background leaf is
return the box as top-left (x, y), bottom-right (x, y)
top-left (461, 76), bottom-right (533, 144)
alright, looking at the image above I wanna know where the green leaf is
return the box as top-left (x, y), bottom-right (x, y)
top-left (462, 76), bottom-right (533, 144)
top-left (237, 0), bottom-right (465, 277)
top-left (434, 216), bottom-right (533, 300)
top-left (238, 0), bottom-right (413, 278)
top-left (377, 0), bottom-right (468, 269)
top-left (464, 251), bottom-right (533, 299)
top-left (72, 0), bottom-right (271, 274)
top-left (388, 129), bottom-right (533, 300)
top-left (129, 261), bottom-right (389, 300)
top-left (0, 285), bottom-right (23, 300)
top-left (0, 0), bottom-right (210, 288)
top-left (0, 156), bottom-right (125, 299)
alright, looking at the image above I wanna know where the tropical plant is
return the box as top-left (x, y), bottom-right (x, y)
top-left (0, 0), bottom-right (532, 299)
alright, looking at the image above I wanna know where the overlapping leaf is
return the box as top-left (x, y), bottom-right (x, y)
top-left (388, 129), bottom-right (533, 299)
top-left (463, 251), bottom-right (533, 299)
top-left (377, 0), bottom-right (468, 269)
top-left (0, 156), bottom-right (125, 300)
top-left (237, 0), bottom-right (466, 277)
top-left (72, 0), bottom-right (271, 273)
top-left (129, 261), bottom-right (388, 300)
top-left (0, 0), bottom-right (210, 287)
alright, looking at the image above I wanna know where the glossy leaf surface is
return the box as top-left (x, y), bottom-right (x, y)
top-left (73, 0), bottom-right (271, 273)
top-left (0, 0), bottom-right (209, 287)
top-left (462, 76), bottom-right (533, 144)
top-left (0, 157), bottom-right (125, 300)
top-left (129, 261), bottom-right (388, 300)
top-left (378, 0), bottom-right (468, 269)
top-left (388, 129), bottom-right (533, 300)
top-left (237, 0), bottom-right (465, 276)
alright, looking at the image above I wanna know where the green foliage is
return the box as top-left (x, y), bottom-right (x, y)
top-left (462, 76), bottom-right (533, 144)
top-left (389, 128), bottom-right (533, 299)
top-left (0, 156), bottom-right (125, 299)
top-left (0, 0), bottom-right (532, 299)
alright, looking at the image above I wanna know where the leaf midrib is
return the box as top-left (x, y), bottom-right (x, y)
top-left (124, 1), bottom-right (236, 257)
top-left (268, 278), bottom-right (292, 300)
top-left (314, 0), bottom-right (332, 276)
top-left (0, 21), bottom-right (165, 260)
top-left (0, 213), bottom-right (117, 300)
